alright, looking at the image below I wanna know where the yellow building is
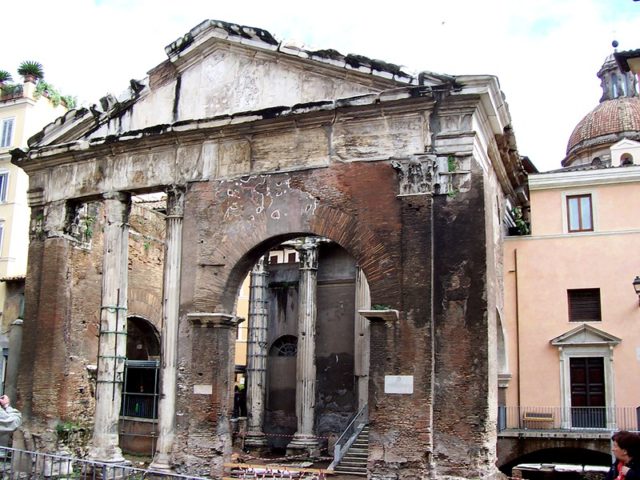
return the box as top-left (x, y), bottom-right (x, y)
top-left (0, 78), bottom-right (67, 344)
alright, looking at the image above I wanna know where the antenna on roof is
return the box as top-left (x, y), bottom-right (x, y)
top-left (612, 40), bottom-right (619, 51)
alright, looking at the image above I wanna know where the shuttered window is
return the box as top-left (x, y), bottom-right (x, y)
top-left (568, 288), bottom-right (601, 322)
top-left (0, 118), bottom-right (15, 148)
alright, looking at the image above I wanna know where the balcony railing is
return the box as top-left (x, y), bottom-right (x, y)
top-left (498, 406), bottom-right (640, 432)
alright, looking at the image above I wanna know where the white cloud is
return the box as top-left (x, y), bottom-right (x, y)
top-left (1, 0), bottom-right (638, 171)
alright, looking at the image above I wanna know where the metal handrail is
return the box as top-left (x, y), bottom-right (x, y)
top-left (328, 403), bottom-right (368, 471)
top-left (497, 405), bottom-right (640, 432)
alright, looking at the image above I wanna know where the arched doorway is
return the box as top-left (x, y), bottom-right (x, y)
top-left (119, 316), bottom-right (161, 455)
top-left (236, 237), bottom-right (370, 455)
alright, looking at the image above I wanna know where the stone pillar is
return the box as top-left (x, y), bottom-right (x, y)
top-left (187, 313), bottom-right (238, 478)
top-left (287, 238), bottom-right (320, 456)
top-left (88, 192), bottom-right (131, 463)
top-left (244, 256), bottom-right (268, 448)
top-left (354, 267), bottom-right (371, 410)
top-left (151, 187), bottom-right (185, 471)
top-left (5, 319), bottom-right (23, 402)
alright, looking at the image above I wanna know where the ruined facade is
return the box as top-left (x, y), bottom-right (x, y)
top-left (12, 20), bottom-right (528, 479)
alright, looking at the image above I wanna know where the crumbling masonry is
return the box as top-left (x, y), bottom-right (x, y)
top-left (12, 20), bottom-right (527, 479)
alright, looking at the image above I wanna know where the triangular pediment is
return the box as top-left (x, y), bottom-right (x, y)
top-left (29, 19), bottom-right (455, 150)
top-left (550, 324), bottom-right (621, 347)
top-left (611, 138), bottom-right (640, 150)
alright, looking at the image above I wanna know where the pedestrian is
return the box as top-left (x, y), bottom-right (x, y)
top-left (606, 430), bottom-right (640, 480)
top-left (0, 395), bottom-right (21, 432)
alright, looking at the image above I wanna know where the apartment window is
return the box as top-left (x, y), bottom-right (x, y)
top-left (0, 118), bottom-right (14, 148)
top-left (566, 194), bottom-right (593, 232)
top-left (568, 288), bottom-right (601, 322)
top-left (0, 173), bottom-right (8, 202)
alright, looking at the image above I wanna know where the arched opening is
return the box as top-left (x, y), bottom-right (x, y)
top-left (232, 236), bottom-right (370, 457)
top-left (500, 447), bottom-right (611, 477)
top-left (119, 316), bottom-right (161, 455)
top-left (621, 153), bottom-right (634, 166)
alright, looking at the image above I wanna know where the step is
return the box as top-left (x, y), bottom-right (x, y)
top-left (347, 448), bottom-right (368, 454)
top-left (343, 453), bottom-right (368, 459)
top-left (335, 466), bottom-right (367, 473)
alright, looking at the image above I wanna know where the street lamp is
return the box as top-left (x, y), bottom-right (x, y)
top-left (633, 276), bottom-right (640, 305)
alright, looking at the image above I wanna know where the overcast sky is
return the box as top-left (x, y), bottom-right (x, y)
top-left (1, 0), bottom-right (638, 172)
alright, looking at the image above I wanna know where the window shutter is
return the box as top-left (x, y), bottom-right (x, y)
top-left (568, 289), bottom-right (601, 321)
top-left (1, 119), bottom-right (14, 148)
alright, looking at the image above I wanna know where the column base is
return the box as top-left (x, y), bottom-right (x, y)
top-left (149, 453), bottom-right (173, 473)
top-left (86, 445), bottom-right (127, 465)
top-left (286, 434), bottom-right (320, 458)
top-left (244, 431), bottom-right (268, 447)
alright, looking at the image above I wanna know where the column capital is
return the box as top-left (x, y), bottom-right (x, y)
top-left (296, 238), bottom-right (319, 271)
top-left (187, 312), bottom-right (238, 328)
top-left (166, 185), bottom-right (186, 218)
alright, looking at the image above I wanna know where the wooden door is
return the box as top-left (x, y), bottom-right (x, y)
top-left (570, 357), bottom-right (605, 428)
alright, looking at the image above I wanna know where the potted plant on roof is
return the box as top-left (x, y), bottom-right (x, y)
top-left (17, 61), bottom-right (44, 84)
top-left (0, 71), bottom-right (12, 86)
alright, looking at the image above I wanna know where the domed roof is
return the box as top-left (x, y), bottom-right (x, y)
top-left (566, 96), bottom-right (640, 157)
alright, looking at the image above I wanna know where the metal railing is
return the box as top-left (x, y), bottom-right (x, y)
top-left (498, 406), bottom-right (640, 432)
top-left (0, 446), bottom-right (209, 480)
top-left (328, 403), bottom-right (368, 471)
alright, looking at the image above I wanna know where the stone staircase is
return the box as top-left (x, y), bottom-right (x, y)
top-left (333, 425), bottom-right (369, 476)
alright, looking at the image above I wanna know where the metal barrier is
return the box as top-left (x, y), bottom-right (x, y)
top-left (497, 406), bottom-right (640, 432)
top-left (0, 446), bottom-right (209, 480)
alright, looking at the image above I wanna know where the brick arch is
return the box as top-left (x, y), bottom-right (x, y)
top-left (217, 201), bottom-right (400, 314)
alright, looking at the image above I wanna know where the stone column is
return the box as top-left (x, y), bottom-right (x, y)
top-left (245, 256), bottom-right (268, 448)
top-left (353, 267), bottom-right (371, 410)
top-left (151, 187), bottom-right (185, 471)
top-left (287, 238), bottom-right (320, 455)
top-left (88, 192), bottom-right (131, 463)
top-left (4, 319), bottom-right (23, 402)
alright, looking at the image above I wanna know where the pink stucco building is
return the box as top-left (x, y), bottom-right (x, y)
top-left (500, 52), bottom-right (640, 472)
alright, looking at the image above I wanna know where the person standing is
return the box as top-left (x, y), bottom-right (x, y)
top-left (0, 395), bottom-right (21, 432)
top-left (607, 431), bottom-right (640, 480)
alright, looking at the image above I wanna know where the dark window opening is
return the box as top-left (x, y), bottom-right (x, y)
top-left (568, 288), bottom-right (601, 322)
top-left (121, 317), bottom-right (160, 419)
top-left (270, 335), bottom-right (298, 357)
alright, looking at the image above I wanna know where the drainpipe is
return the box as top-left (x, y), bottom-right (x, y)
top-left (513, 249), bottom-right (522, 417)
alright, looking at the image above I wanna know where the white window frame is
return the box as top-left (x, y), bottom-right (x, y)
top-left (558, 346), bottom-right (616, 430)
top-left (0, 118), bottom-right (15, 149)
top-left (0, 221), bottom-right (5, 257)
top-left (0, 171), bottom-right (9, 203)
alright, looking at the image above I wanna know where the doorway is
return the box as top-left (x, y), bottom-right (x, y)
top-left (570, 357), bottom-right (605, 428)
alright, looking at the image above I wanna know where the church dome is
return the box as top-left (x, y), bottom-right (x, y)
top-left (566, 97), bottom-right (640, 157)
top-left (563, 53), bottom-right (640, 166)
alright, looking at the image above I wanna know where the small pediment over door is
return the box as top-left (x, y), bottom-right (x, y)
top-left (550, 324), bottom-right (621, 347)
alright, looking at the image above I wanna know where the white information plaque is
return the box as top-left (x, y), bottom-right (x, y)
top-left (384, 375), bottom-right (414, 394)
top-left (193, 384), bottom-right (213, 395)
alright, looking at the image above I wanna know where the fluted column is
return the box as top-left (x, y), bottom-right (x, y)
top-left (151, 186), bottom-right (185, 471)
top-left (89, 192), bottom-right (131, 463)
top-left (287, 238), bottom-right (320, 455)
top-left (354, 267), bottom-right (371, 410)
top-left (245, 256), bottom-right (269, 448)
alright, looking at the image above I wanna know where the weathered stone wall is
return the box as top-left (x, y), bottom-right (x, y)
top-left (432, 167), bottom-right (494, 478)
top-left (17, 201), bottom-right (165, 453)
